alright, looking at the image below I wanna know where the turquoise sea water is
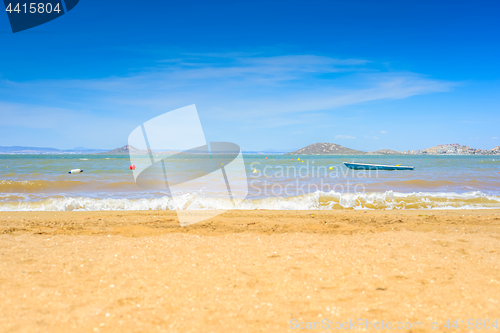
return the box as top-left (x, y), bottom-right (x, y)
top-left (1, 154), bottom-right (499, 210)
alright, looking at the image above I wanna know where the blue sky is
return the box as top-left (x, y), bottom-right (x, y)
top-left (0, 0), bottom-right (499, 151)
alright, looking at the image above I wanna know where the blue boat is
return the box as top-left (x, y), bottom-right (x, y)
top-left (344, 162), bottom-right (414, 171)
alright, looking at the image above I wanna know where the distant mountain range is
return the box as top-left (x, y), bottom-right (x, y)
top-left (98, 145), bottom-right (294, 155)
top-left (98, 145), bottom-right (195, 155)
top-left (1, 143), bottom-right (499, 155)
top-left (97, 145), bottom-right (152, 155)
top-left (0, 146), bottom-right (109, 154)
top-left (0, 145), bottom-right (295, 155)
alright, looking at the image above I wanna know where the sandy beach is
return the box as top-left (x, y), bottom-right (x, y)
top-left (1, 209), bottom-right (499, 332)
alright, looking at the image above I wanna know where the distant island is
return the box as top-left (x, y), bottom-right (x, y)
top-left (405, 143), bottom-right (500, 155)
top-left (98, 145), bottom-right (202, 155)
top-left (286, 143), bottom-right (366, 155)
top-left (97, 145), bottom-right (153, 155)
top-left (286, 144), bottom-right (410, 155)
top-left (366, 149), bottom-right (401, 155)
top-left (286, 143), bottom-right (500, 155)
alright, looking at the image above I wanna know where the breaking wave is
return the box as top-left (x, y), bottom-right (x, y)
top-left (0, 191), bottom-right (499, 211)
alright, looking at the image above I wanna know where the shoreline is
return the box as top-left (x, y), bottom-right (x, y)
top-left (2, 209), bottom-right (500, 236)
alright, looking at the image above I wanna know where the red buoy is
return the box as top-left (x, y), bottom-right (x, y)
top-left (130, 165), bottom-right (135, 170)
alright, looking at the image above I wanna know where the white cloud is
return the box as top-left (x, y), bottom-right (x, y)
top-left (335, 135), bottom-right (356, 139)
top-left (0, 53), bottom-right (457, 147)
top-left (492, 137), bottom-right (498, 139)
top-left (380, 130), bottom-right (387, 134)
top-left (0, 54), bottom-right (454, 110)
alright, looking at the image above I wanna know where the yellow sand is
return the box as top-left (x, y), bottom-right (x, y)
top-left (1, 209), bottom-right (499, 332)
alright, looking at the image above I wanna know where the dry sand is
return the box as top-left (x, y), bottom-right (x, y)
top-left (1, 209), bottom-right (499, 332)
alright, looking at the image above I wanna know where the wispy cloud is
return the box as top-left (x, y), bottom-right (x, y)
top-left (493, 137), bottom-right (498, 139)
top-left (335, 135), bottom-right (356, 139)
top-left (380, 130), bottom-right (387, 134)
top-left (0, 53), bottom-right (457, 148)
top-left (0, 54), bottom-right (454, 111)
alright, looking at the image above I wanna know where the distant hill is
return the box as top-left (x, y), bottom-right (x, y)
top-left (96, 144), bottom-right (243, 156)
top-left (0, 146), bottom-right (61, 154)
top-left (286, 143), bottom-right (366, 155)
top-left (98, 145), bottom-right (154, 155)
top-left (366, 149), bottom-right (402, 155)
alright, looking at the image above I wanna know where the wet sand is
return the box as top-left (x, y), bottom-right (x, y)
top-left (1, 209), bottom-right (499, 332)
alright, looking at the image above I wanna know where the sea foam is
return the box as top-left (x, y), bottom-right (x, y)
top-left (1, 191), bottom-right (499, 211)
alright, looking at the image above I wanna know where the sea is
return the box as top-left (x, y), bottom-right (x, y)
top-left (1, 154), bottom-right (499, 211)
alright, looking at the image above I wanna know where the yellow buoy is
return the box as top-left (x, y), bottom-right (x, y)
top-left (329, 166), bottom-right (333, 170)
top-left (298, 158), bottom-right (300, 161)
top-left (396, 164), bottom-right (401, 166)
top-left (253, 168), bottom-right (257, 173)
